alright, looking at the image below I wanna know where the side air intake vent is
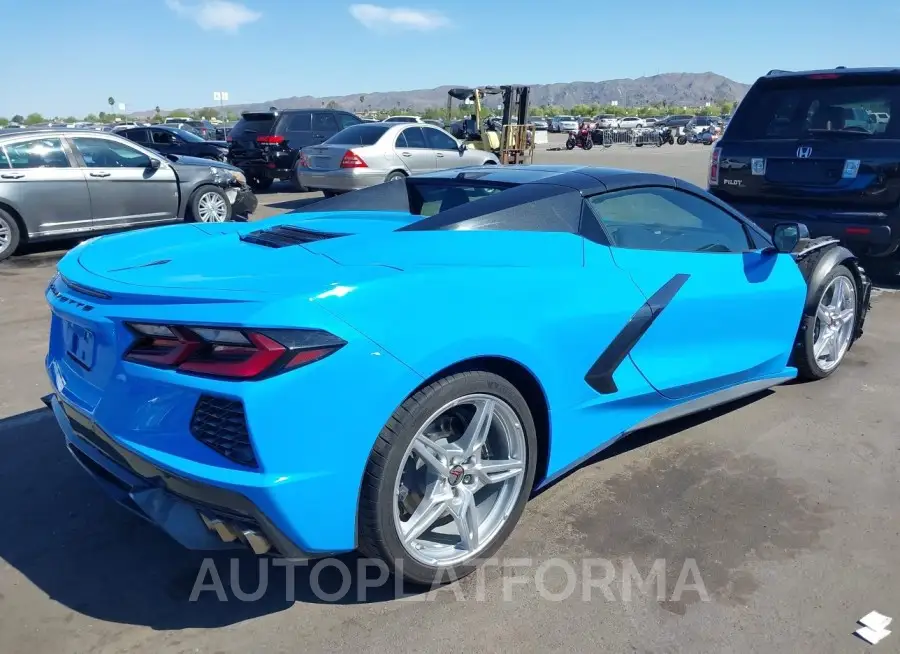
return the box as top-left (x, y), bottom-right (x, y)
top-left (239, 225), bottom-right (345, 248)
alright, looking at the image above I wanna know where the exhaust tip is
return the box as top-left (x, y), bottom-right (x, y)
top-left (200, 513), bottom-right (272, 554)
top-left (242, 529), bottom-right (272, 555)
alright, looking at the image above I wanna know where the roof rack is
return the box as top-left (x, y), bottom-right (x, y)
top-left (766, 69), bottom-right (792, 75)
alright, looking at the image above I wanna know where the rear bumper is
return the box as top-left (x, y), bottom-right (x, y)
top-left (44, 393), bottom-right (314, 559)
top-left (727, 201), bottom-right (900, 259)
top-left (298, 168), bottom-right (388, 193)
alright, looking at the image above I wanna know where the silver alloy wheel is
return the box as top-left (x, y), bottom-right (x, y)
top-left (0, 214), bottom-right (10, 256)
top-left (813, 275), bottom-right (856, 372)
top-left (197, 191), bottom-right (228, 222)
top-left (393, 394), bottom-right (527, 567)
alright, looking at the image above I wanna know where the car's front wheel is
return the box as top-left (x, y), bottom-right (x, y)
top-left (190, 187), bottom-right (232, 223)
top-left (796, 264), bottom-right (858, 380)
top-left (358, 371), bottom-right (537, 586)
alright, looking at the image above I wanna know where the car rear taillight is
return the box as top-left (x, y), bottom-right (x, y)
top-left (298, 152), bottom-right (310, 168)
top-left (340, 150), bottom-right (368, 168)
top-left (226, 134), bottom-right (233, 142)
top-left (124, 323), bottom-right (345, 380)
top-left (708, 147), bottom-right (721, 186)
top-left (808, 74), bottom-right (841, 80)
top-left (256, 135), bottom-right (285, 145)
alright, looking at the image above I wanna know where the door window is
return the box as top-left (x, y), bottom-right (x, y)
top-left (2, 138), bottom-right (71, 169)
top-left (586, 187), bottom-right (752, 253)
top-left (151, 129), bottom-right (178, 145)
top-left (285, 112), bottom-right (312, 132)
top-left (336, 112), bottom-right (362, 130)
top-left (124, 128), bottom-right (150, 143)
top-left (72, 137), bottom-right (152, 168)
top-left (398, 127), bottom-right (427, 148)
top-left (423, 126), bottom-right (459, 150)
top-left (312, 112), bottom-right (338, 133)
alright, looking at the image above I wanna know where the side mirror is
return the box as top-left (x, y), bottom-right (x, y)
top-left (458, 142), bottom-right (467, 154)
top-left (148, 158), bottom-right (161, 170)
top-left (771, 222), bottom-right (809, 253)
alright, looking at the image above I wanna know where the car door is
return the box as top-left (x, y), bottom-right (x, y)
top-left (68, 135), bottom-right (179, 229)
top-left (281, 111), bottom-right (314, 150)
top-left (0, 136), bottom-right (92, 238)
top-left (148, 128), bottom-right (183, 156)
top-left (310, 111), bottom-right (340, 145)
top-left (394, 127), bottom-right (436, 174)
top-left (583, 184), bottom-right (806, 400)
top-left (422, 125), bottom-right (470, 169)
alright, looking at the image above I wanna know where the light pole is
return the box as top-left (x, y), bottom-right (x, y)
top-left (212, 91), bottom-right (229, 119)
top-left (617, 87), bottom-right (627, 109)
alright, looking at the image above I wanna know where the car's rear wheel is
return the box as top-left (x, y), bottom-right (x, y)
top-left (191, 187), bottom-right (232, 223)
top-left (0, 208), bottom-right (21, 263)
top-left (358, 371), bottom-right (537, 586)
top-left (796, 264), bottom-right (858, 380)
top-left (385, 170), bottom-right (406, 183)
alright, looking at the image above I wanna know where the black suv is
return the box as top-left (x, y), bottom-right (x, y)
top-left (116, 125), bottom-right (229, 160)
top-left (709, 67), bottom-right (900, 276)
top-left (228, 108), bottom-right (362, 190)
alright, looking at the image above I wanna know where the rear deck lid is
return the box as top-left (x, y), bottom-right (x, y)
top-left (302, 123), bottom-right (393, 170)
top-left (713, 71), bottom-right (900, 211)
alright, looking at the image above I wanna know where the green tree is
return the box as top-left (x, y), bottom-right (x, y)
top-left (325, 100), bottom-right (338, 110)
top-left (98, 111), bottom-right (108, 122)
top-left (25, 112), bottom-right (45, 125)
top-left (359, 95), bottom-right (365, 107)
top-left (11, 114), bottom-right (24, 124)
top-left (83, 113), bottom-right (99, 122)
top-left (0, 117), bottom-right (8, 127)
top-left (168, 108), bottom-right (190, 118)
top-left (64, 116), bottom-right (77, 123)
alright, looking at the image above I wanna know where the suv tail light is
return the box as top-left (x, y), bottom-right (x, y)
top-left (124, 323), bottom-right (345, 380)
top-left (257, 135), bottom-right (285, 145)
top-left (340, 150), bottom-right (368, 168)
top-left (708, 147), bottom-right (721, 186)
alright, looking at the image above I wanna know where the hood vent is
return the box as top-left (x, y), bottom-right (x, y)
top-left (240, 225), bottom-right (346, 249)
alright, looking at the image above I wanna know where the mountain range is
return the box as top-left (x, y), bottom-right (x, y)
top-left (138, 72), bottom-right (751, 117)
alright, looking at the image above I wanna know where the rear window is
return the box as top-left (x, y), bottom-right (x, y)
top-left (727, 74), bottom-right (900, 140)
top-left (231, 113), bottom-right (276, 139)
top-left (325, 123), bottom-right (391, 146)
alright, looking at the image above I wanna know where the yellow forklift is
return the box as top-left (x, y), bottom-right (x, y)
top-left (446, 85), bottom-right (534, 164)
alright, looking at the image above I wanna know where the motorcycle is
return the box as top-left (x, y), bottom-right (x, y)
top-left (657, 125), bottom-right (675, 145)
top-left (565, 126), bottom-right (593, 150)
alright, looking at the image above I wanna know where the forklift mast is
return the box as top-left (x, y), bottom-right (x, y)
top-left (501, 86), bottom-right (530, 128)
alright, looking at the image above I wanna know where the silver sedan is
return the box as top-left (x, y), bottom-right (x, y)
top-left (296, 123), bottom-right (499, 194)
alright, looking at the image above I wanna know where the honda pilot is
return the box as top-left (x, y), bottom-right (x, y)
top-left (709, 67), bottom-right (900, 276)
top-left (228, 109), bottom-right (362, 191)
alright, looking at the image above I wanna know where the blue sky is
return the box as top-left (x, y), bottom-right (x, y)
top-left (4, 0), bottom-right (899, 117)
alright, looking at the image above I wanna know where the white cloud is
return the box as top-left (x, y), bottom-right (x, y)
top-left (165, 0), bottom-right (261, 33)
top-left (349, 4), bottom-right (450, 32)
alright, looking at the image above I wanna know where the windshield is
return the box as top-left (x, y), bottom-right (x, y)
top-left (172, 128), bottom-right (205, 143)
top-left (727, 75), bottom-right (900, 139)
top-left (558, 116), bottom-right (575, 121)
top-left (325, 123), bottom-right (391, 145)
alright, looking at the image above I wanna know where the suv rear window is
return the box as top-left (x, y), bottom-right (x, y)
top-left (727, 74), bottom-right (900, 140)
top-left (325, 123), bottom-right (391, 146)
top-left (231, 112), bottom-right (277, 139)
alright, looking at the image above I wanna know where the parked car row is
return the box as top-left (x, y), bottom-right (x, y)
top-left (0, 128), bottom-right (256, 262)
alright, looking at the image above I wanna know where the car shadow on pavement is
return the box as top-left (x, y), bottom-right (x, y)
top-left (0, 409), bottom-right (428, 631)
top-left (534, 390), bottom-right (773, 497)
top-left (263, 196), bottom-right (326, 212)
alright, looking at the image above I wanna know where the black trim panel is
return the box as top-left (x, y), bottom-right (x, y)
top-left (584, 273), bottom-right (690, 394)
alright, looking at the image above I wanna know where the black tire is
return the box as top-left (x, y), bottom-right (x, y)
top-left (795, 264), bottom-right (858, 381)
top-left (357, 371), bottom-right (538, 586)
top-left (0, 208), bottom-right (21, 263)
top-left (385, 170), bottom-right (407, 183)
top-left (676, 135), bottom-right (687, 145)
top-left (249, 176), bottom-right (273, 192)
top-left (189, 186), bottom-right (232, 223)
top-left (565, 138), bottom-right (576, 150)
top-left (635, 143), bottom-right (643, 148)
top-left (322, 191), bottom-right (337, 198)
top-left (583, 138), bottom-right (593, 150)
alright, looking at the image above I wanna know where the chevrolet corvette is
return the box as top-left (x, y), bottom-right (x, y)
top-left (44, 165), bottom-right (872, 585)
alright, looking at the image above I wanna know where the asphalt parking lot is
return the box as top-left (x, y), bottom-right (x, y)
top-left (1, 136), bottom-right (898, 653)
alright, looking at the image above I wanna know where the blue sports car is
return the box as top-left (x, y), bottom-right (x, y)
top-left (44, 165), bottom-right (872, 585)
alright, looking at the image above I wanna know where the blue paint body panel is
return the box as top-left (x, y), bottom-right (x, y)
top-left (45, 193), bottom-right (809, 556)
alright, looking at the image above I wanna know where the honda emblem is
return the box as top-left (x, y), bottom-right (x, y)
top-left (797, 146), bottom-right (813, 158)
